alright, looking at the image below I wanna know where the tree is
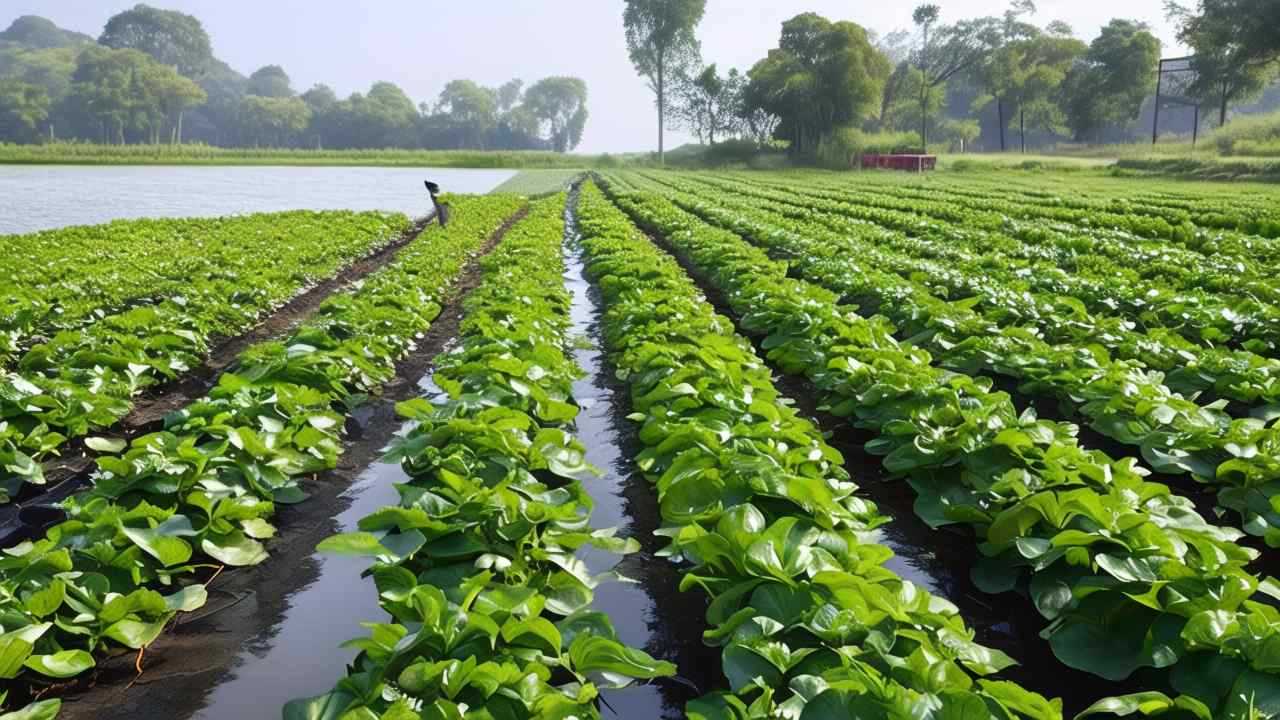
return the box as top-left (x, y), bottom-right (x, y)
top-left (0, 16), bottom-right (93, 50)
top-left (247, 65), bottom-right (294, 98)
top-left (1062, 19), bottom-right (1160, 140)
top-left (238, 95), bottom-right (310, 146)
top-left (99, 4), bottom-right (212, 78)
top-left (523, 76), bottom-right (589, 152)
top-left (911, 5), bottom-right (1001, 150)
top-left (69, 46), bottom-right (154, 143)
top-left (673, 64), bottom-right (742, 144)
top-left (623, 0), bottom-right (706, 164)
top-left (436, 79), bottom-right (498, 148)
top-left (145, 62), bottom-right (205, 142)
top-left (744, 13), bottom-right (890, 155)
top-left (1169, 0), bottom-right (1280, 126)
top-left (975, 12), bottom-right (1085, 151)
top-left (350, 81), bottom-right (418, 148)
top-left (0, 79), bottom-right (50, 142)
top-left (496, 79), bottom-right (524, 113)
top-left (301, 84), bottom-right (338, 148)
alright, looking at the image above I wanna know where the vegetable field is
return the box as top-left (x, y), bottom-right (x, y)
top-left (3, 169), bottom-right (1280, 720)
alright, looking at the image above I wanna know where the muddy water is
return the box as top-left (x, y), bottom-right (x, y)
top-left (562, 191), bottom-right (720, 719)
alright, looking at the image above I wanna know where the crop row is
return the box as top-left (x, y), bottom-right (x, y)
top-left (574, 181), bottom-right (1076, 718)
top-left (0, 211), bottom-right (412, 503)
top-left (598, 178), bottom-right (1279, 719)
top-left (287, 194), bottom-right (675, 720)
top-left (772, 170), bottom-right (1280, 251)
top-left (653, 172), bottom-right (1280, 416)
top-left (906, 172), bottom-right (1280, 243)
top-left (0, 212), bottom-right (411, 368)
top-left (0, 194), bottom-right (524, 709)
top-left (678, 172), bottom-right (1280, 354)
top-left (728, 172), bottom-right (1278, 295)
top-left (633, 172), bottom-right (1280, 545)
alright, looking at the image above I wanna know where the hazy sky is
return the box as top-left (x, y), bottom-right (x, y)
top-left (2, 1), bottom-right (1186, 153)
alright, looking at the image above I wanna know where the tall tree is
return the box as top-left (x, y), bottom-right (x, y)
top-left (69, 46), bottom-right (154, 144)
top-left (523, 76), bottom-right (589, 152)
top-left (496, 79), bottom-right (524, 113)
top-left (674, 64), bottom-right (743, 144)
top-left (145, 62), bottom-right (206, 142)
top-left (976, 11), bottom-right (1085, 151)
top-left (238, 95), bottom-right (310, 146)
top-left (436, 79), bottom-right (498, 149)
top-left (99, 4), bottom-right (212, 78)
top-left (1169, 0), bottom-right (1280, 126)
top-left (247, 65), bottom-right (294, 98)
top-left (0, 16), bottom-right (93, 49)
top-left (623, 0), bottom-right (706, 164)
top-left (1062, 19), bottom-right (1160, 140)
top-left (0, 79), bottom-right (50, 142)
top-left (911, 5), bottom-right (1001, 150)
top-left (744, 13), bottom-right (890, 155)
top-left (300, 84), bottom-right (338, 148)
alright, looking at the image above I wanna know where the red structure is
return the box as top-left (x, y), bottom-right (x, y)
top-left (860, 153), bottom-right (937, 172)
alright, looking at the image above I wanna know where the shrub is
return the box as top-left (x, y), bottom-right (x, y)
top-left (815, 127), bottom-right (922, 169)
top-left (1210, 110), bottom-right (1280, 157)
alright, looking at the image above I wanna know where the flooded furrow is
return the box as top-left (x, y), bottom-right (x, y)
top-left (187, 375), bottom-right (449, 719)
top-left (561, 190), bottom-right (720, 719)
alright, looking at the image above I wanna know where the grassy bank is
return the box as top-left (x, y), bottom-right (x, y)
top-left (489, 170), bottom-right (583, 195)
top-left (0, 142), bottom-right (624, 168)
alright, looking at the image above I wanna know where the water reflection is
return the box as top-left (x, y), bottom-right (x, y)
top-left (562, 192), bottom-right (720, 719)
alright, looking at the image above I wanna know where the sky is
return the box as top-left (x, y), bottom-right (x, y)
top-left (1, 1), bottom-right (1187, 153)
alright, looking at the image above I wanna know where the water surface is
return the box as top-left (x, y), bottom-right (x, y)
top-left (0, 165), bottom-right (515, 234)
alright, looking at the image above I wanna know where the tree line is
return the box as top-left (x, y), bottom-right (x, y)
top-left (622, 0), bottom-right (1280, 159)
top-left (0, 5), bottom-right (589, 151)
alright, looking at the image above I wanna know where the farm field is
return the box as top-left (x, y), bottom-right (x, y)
top-left (2, 169), bottom-right (1280, 720)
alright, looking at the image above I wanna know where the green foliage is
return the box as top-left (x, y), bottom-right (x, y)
top-left (623, 0), bottom-right (707, 160)
top-left (1063, 20), bottom-right (1161, 141)
top-left (522, 76), bottom-right (589, 152)
top-left (743, 13), bottom-right (890, 155)
top-left (578, 180), bottom-right (1063, 718)
top-left (245, 64), bottom-right (293, 98)
top-left (0, 195), bottom-right (525, 697)
top-left (600, 171), bottom-right (1280, 716)
top-left (98, 3), bottom-right (212, 78)
top-left (292, 194), bottom-right (674, 718)
top-left (0, 209), bottom-right (413, 501)
top-left (1211, 110), bottom-right (1280, 156)
top-left (1172, 0), bottom-right (1280, 124)
top-left (815, 127), bottom-right (920, 167)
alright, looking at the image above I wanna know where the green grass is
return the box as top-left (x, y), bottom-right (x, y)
top-left (0, 142), bottom-right (621, 168)
top-left (490, 170), bottom-right (584, 195)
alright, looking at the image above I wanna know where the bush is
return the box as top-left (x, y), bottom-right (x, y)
top-left (815, 127), bottom-right (922, 169)
top-left (702, 138), bottom-right (762, 166)
top-left (1210, 111), bottom-right (1280, 157)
